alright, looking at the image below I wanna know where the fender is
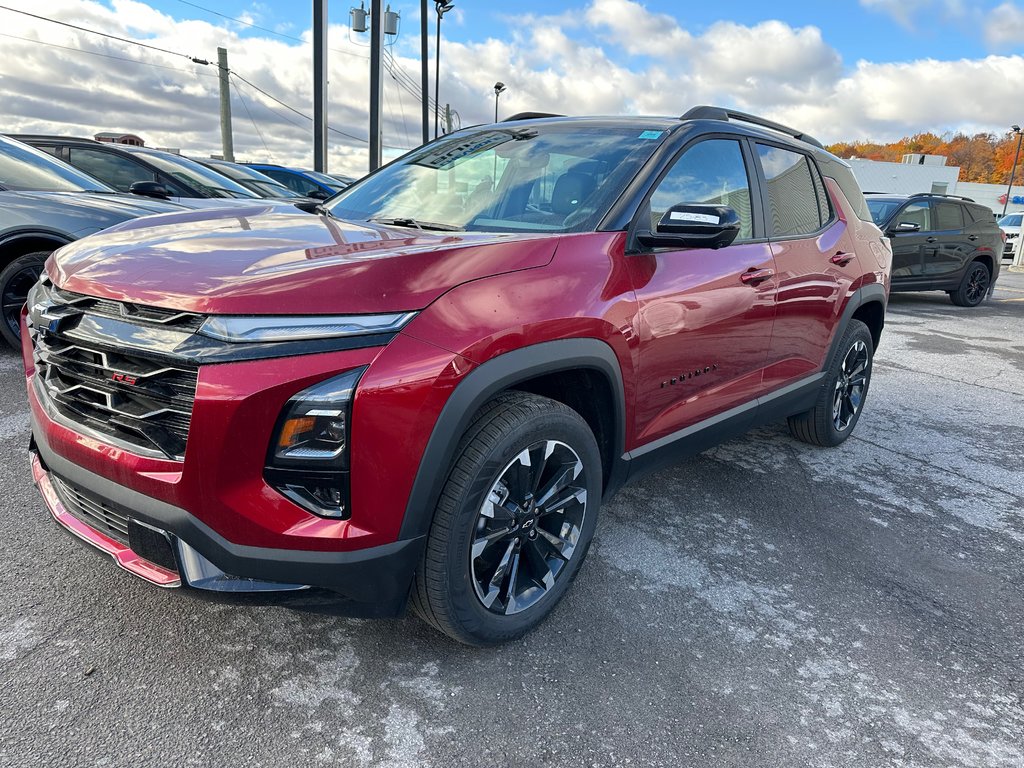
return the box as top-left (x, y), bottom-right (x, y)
top-left (398, 338), bottom-right (628, 541)
top-left (823, 281), bottom-right (887, 367)
top-left (0, 228), bottom-right (72, 258)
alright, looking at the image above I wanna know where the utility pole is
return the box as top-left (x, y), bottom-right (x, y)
top-left (1002, 125), bottom-right (1022, 217)
top-left (312, 0), bottom-right (328, 172)
top-left (216, 47), bottom-right (234, 162)
top-left (368, 0), bottom-right (383, 171)
top-left (420, 0), bottom-right (429, 145)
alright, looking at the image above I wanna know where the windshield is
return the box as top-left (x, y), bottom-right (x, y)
top-left (327, 124), bottom-right (667, 232)
top-left (0, 136), bottom-right (114, 193)
top-left (998, 213), bottom-right (1022, 227)
top-left (133, 151), bottom-right (258, 198)
top-left (246, 180), bottom-right (299, 198)
top-left (866, 198), bottom-right (903, 226)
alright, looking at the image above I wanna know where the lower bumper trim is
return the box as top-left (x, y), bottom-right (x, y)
top-left (31, 452), bottom-right (181, 588)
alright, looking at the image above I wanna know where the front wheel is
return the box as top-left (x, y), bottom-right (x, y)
top-left (0, 251), bottom-right (50, 348)
top-left (788, 319), bottom-right (874, 448)
top-left (950, 261), bottom-right (991, 307)
top-left (410, 391), bottom-right (602, 646)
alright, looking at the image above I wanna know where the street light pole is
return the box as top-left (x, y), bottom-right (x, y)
top-left (493, 81), bottom-right (506, 123)
top-left (433, 1), bottom-right (453, 139)
top-left (420, 0), bottom-right (429, 145)
top-left (1002, 125), bottom-right (1023, 217)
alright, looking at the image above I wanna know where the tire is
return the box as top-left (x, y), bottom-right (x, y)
top-left (0, 251), bottom-right (50, 348)
top-left (949, 260), bottom-right (991, 307)
top-left (788, 319), bottom-right (874, 448)
top-left (410, 391), bottom-right (602, 646)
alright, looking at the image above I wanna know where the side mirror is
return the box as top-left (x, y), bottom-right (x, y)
top-left (891, 221), bottom-right (921, 234)
top-left (307, 188), bottom-right (330, 200)
top-left (129, 181), bottom-right (171, 199)
top-left (637, 204), bottom-right (741, 250)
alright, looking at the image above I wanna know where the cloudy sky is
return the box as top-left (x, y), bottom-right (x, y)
top-left (1, 0), bottom-right (1022, 176)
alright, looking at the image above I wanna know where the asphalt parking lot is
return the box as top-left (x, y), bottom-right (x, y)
top-left (1, 271), bottom-right (1023, 768)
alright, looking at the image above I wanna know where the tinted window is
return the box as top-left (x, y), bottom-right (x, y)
top-left (133, 151), bottom-right (257, 198)
top-left (998, 213), bottom-right (1022, 227)
top-left (0, 137), bottom-right (112, 193)
top-left (646, 139), bottom-right (753, 239)
top-left (897, 202), bottom-right (931, 230)
top-left (809, 160), bottom-right (831, 224)
top-left (757, 144), bottom-right (823, 237)
top-left (263, 168), bottom-right (317, 196)
top-left (68, 147), bottom-right (156, 193)
top-left (934, 202), bottom-right (964, 231)
top-left (866, 198), bottom-right (903, 226)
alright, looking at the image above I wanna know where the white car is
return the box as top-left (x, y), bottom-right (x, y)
top-left (998, 212), bottom-right (1021, 258)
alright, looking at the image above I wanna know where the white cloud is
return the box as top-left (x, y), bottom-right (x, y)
top-left (985, 2), bottom-right (1024, 47)
top-left (0, 0), bottom-right (1022, 179)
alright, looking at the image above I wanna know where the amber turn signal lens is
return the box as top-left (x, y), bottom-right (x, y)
top-left (277, 416), bottom-right (316, 452)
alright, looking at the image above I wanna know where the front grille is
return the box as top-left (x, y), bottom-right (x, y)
top-left (51, 475), bottom-right (130, 545)
top-left (28, 281), bottom-right (200, 460)
top-left (49, 287), bottom-right (206, 332)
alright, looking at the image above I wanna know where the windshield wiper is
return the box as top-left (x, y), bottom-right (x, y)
top-left (368, 216), bottom-right (463, 232)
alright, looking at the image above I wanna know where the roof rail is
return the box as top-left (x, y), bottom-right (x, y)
top-left (679, 106), bottom-right (825, 150)
top-left (502, 112), bottom-right (564, 122)
top-left (908, 192), bottom-right (976, 203)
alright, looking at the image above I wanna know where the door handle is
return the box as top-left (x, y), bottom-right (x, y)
top-left (968, 235), bottom-right (978, 241)
top-left (830, 252), bottom-right (855, 266)
top-left (926, 236), bottom-right (938, 243)
top-left (740, 268), bottom-right (774, 285)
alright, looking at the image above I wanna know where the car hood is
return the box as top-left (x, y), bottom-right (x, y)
top-left (0, 190), bottom-right (188, 234)
top-left (49, 207), bottom-right (558, 315)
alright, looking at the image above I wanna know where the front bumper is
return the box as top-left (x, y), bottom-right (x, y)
top-left (30, 425), bottom-right (425, 615)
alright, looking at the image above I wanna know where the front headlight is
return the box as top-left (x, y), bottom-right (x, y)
top-left (265, 367), bottom-right (365, 519)
top-left (199, 313), bottom-right (416, 343)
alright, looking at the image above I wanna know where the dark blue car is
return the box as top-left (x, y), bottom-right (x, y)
top-left (244, 164), bottom-right (347, 200)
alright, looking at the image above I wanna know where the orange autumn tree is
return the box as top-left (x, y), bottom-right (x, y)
top-left (827, 130), bottom-right (1023, 185)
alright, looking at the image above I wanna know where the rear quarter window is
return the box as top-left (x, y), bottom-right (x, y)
top-left (817, 155), bottom-right (873, 223)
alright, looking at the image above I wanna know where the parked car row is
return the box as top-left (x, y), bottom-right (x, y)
top-left (0, 133), bottom-right (356, 348)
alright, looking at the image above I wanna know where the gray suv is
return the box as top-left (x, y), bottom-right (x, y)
top-left (0, 135), bottom-right (184, 347)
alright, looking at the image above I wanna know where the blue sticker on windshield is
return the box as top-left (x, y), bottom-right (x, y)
top-left (638, 130), bottom-right (664, 139)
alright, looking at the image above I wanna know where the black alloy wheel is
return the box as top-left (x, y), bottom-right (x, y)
top-left (0, 251), bottom-right (50, 348)
top-left (470, 440), bottom-right (588, 616)
top-left (410, 391), bottom-right (602, 646)
top-left (950, 262), bottom-right (991, 307)
top-left (832, 339), bottom-right (869, 433)
top-left (788, 318), bottom-right (874, 448)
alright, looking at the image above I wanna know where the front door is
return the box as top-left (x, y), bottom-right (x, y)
top-left (888, 200), bottom-right (932, 281)
top-left (629, 138), bottom-right (776, 446)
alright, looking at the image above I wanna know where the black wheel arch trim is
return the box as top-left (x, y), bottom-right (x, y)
top-left (825, 282), bottom-right (886, 364)
top-left (398, 338), bottom-right (628, 541)
top-left (0, 229), bottom-right (72, 261)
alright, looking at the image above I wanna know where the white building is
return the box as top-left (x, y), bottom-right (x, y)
top-left (842, 155), bottom-right (1024, 217)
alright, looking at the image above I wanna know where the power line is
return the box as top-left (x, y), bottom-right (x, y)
top-left (175, 0), bottom-right (305, 44)
top-left (231, 78), bottom-right (272, 161)
top-left (0, 31), bottom-right (217, 76)
top-left (0, 5), bottom-right (210, 64)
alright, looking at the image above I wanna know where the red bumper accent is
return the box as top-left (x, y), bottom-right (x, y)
top-left (31, 452), bottom-right (181, 587)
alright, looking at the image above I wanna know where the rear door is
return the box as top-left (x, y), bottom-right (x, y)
top-left (753, 143), bottom-right (852, 389)
top-left (926, 200), bottom-right (970, 278)
top-left (628, 137), bottom-right (776, 445)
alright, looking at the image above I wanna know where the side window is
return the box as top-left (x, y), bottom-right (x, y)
top-left (68, 148), bottom-right (155, 193)
top-left (647, 139), bottom-right (754, 240)
top-left (809, 160), bottom-right (831, 224)
top-left (934, 201), bottom-right (965, 231)
top-left (896, 202), bottom-right (931, 230)
top-left (264, 169), bottom-right (315, 196)
top-left (756, 144), bottom-right (824, 237)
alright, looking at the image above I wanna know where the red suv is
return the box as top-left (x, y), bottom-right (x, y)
top-left (23, 108), bottom-right (890, 645)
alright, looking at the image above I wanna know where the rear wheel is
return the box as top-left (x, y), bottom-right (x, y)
top-left (788, 319), bottom-right (874, 448)
top-left (410, 391), bottom-right (602, 646)
top-left (949, 261), bottom-right (991, 307)
top-left (0, 251), bottom-right (49, 348)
